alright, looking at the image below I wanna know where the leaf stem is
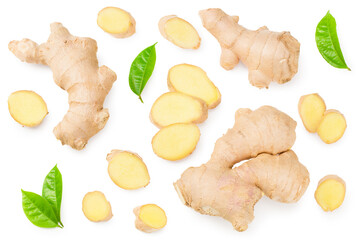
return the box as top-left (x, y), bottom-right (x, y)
top-left (139, 95), bottom-right (144, 103)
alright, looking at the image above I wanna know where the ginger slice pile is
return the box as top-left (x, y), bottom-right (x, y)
top-left (134, 204), bottom-right (167, 233)
top-left (315, 175), bottom-right (346, 211)
top-left (82, 191), bottom-right (112, 222)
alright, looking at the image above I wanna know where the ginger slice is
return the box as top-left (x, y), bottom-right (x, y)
top-left (315, 175), bottom-right (346, 211)
top-left (317, 110), bottom-right (346, 144)
top-left (82, 191), bottom-right (112, 222)
top-left (298, 93), bottom-right (326, 133)
top-left (134, 204), bottom-right (167, 233)
top-left (106, 150), bottom-right (150, 190)
top-left (150, 92), bottom-right (208, 128)
top-left (159, 15), bottom-right (201, 49)
top-left (168, 64), bottom-right (221, 109)
top-left (152, 123), bottom-right (200, 161)
top-left (97, 7), bottom-right (136, 38)
top-left (8, 90), bottom-right (48, 127)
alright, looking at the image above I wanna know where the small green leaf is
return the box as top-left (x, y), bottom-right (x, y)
top-left (42, 165), bottom-right (63, 226)
top-left (315, 11), bottom-right (350, 70)
top-left (22, 190), bottom-right (61, 228)
top-left (129, 43), bottom-right (157, 103)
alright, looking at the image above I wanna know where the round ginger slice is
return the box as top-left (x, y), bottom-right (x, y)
top-left (8, 90), bottom-right (48, 127)
top-left (317, 110), bottom-right (346, 144)
top-left (315, 175), bottom-right (346, 211)
top-left (152, 123), bottom-right (200, 161)
top-left (150, 92), bottom-right (208, 128)
top-left (168, 64), bottom-right (221, 109)
top-left (298, 93), bottom-right (326, 133)
top-left (106, 150), bottom-right (150, 190)
top-left (134, 204), bottom-right (167, 233)
top-left (97, 7), bottom-right (136, 38)
top-left (82, 191), bottom-right (112, 222)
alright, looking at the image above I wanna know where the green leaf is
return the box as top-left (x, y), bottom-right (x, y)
top-left (315, 11), bottom-right (350, 70)
top-left (129, 43), bottom-right (157, 103)
top-left (42, 165), bottom-right (63, 226)
top-left (22, 190), bottom-right (61, 228)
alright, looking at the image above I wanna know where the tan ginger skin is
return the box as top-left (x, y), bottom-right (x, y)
top-left (174, 106), bottom-right (309, 231)
top-left (9, 23), bottom-right (117, 150)
top-left (199, 9), bottom-right (300, 88)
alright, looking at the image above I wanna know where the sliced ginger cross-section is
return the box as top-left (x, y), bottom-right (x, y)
top-left (298, 93), bottom-right (326, 133)
top-left (315, 175), bottom-right (346, 211)
top-left (317, 110), bottom-right (347, 144)
top-left (134, 204), bottom-right (167, 233)
top-left (82, 191), bottom-right (112, 222)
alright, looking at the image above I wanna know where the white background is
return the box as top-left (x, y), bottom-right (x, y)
top-left (0, 0), bottom-right (358, 239)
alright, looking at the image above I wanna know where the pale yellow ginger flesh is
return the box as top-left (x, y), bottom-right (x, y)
top-left (317, 110), bottom-right (347, 144)
top-left (298, 93), bottom-right (326, 133)
top-left (159, 15), bottom-right (201, 49)
top-left (150, 92), bottom-right (208, 128)
top-left (82, 191), bottom-right (112, 222)
top-left (174, 106), bottom-right (309, 231)
top-left (152, 123), bottom-right (200, 161)
top-left (199, 8), bottom-right (300, 88)
top-left (97, 7), bottom-right (136, 38)
top-left (8, 90), bottom-right (48, 127)
top-left (9, 23), bottom-right (117, 150)
top-left (315, 175), bottom-right (346, 211)
top-left (106, 150), bottom-right (150, 190)
top-left (168, 64), bottom-right (221, 109)
top-left (134, 204), bottom-right (167, 233)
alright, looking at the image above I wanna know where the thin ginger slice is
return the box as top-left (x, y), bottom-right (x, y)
top-left (150, 92), bottom-right (208, 128)
top-left (152, 123), bottom-right (200, 161)
top-left (317, 110), bottom-right (346, 144)
top-left (8, 90), bottom-right (48, 127)
top-left (159, 15), bottom-right (201, 49)
top-left (168, 64), bottom-right (221, 109)
top-left (134, 204), bottom-right (167, 233)
top-left (82, 191), bottom-right (112, 222)
top-left (106, 150), bottom-right (150, 190)
top-left (315, 175), bottom-right (346, 211)
top-left (298, 93), bottom-right (326, 133)
top-left (97, 7), bottom-right (136, 38)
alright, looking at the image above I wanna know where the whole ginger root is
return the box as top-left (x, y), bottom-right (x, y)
top-left (174, 106), bottom-right (309, 231)
top-left (9, 23), bottom-right (117, 150)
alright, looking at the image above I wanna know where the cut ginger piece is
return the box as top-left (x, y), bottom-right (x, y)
top-left (8, 90), bottom-right (48, 127)
top-left (168, 64), bottom-right (221, 109)
top-left (159, 15), bottom-right (201, 49)
top-left (106, 150), bottom-right (150, 190)
top-left (317, 110), bottom-right (346, 144)
top-left (150, 92), bottom-right (208, 128)
top-left (315, 175), bottom-right (346, 211)
top-left (134, 204), bottom-right (167, 233)
top-left (152, 123), bottom-right (200, 161)
top-left (298, 93), bottom-right (326, 133)
top-left (82, 191), bottom-right (112, 222)
top-left (97, 7), bottom-right (136, 38)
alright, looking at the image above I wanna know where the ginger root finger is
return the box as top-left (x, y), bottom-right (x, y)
top-left (134, 204), bottom-right (167, 233)
top-left (159, 15), bottom-right (201, 49)
top-left (298, 93), bottom-right (326, 133)
top-left (317, 110), bottom-right (346, 144)
top-left (97, 7), bottom-right (136, 38)
top-left (8, 90), bottom-right (48, 127)
top-left (168, 64), bottom-right (221, 109)
top-left (152, 123), bottom-right (200, 161)
top-left (315, 175), bottom-right (346, 211)
top-left (150, 92), bottom-right (208, 128)
top-left (82, 191), bottom-right (112, 222)
top-left (106, 150), bottom-right (150, 190)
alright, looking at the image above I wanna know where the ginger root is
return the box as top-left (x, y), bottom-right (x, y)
top-left (106, 150), bottom-right (150, 190)
top-left (317, 110), bottom-right (347, 144)
top-left (9, 23), bottom-right (117, 150)
top-left (8, 90), bottom-right (48, 127)
top-left (174, 106), bottom-right (309, 231)
top-left (159, 15), bottom-right (201, 49)
top-left (315, 175), bottom-right (346, 211)
top-left (134, 204), bottom-right (167, 233)
top-left (82, 191), bottom-right (112, 222)
top-left (97, 7), bottom-right (136, 38)
top-left (199, 8), bottom-right (300, 88)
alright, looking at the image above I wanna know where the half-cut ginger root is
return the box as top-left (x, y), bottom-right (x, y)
top-left (82, 191), bottom-right (112, 222)
top-left (106, 150), bottom-right (150, 190)
top-left (317, 110), bottom-right (346, 144)
top-left (8, 90), bottom-right (48, 127)
top-left (315, 175), bottom-right (346, 211)
top-left (134, 204), bottom-right (167, 233)
top-left (97, 7), bottom-right (136, 38)
top-left (159, 15), bottom-right (201, 49)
